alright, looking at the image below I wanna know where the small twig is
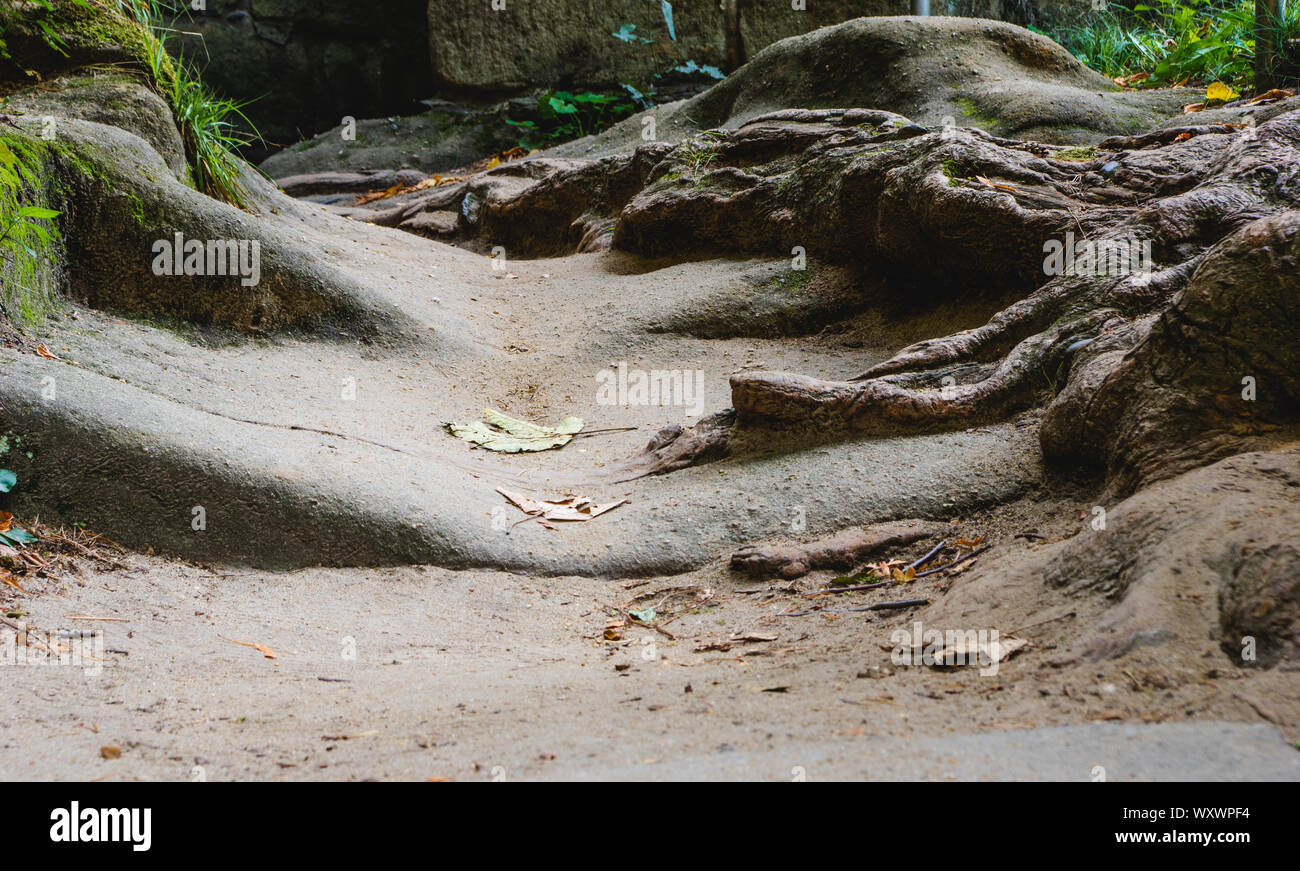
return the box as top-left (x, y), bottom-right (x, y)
top-left (913, 545), bottom-right (991, 579)
top-left (573, 427), bottom-right (639, 438)
top-left (1008, 610), bottom-right (1076, 635)
top-left (776, 597), bottom-right (930, 617)
top-left (803, 578), bottom-right (894, 598)
top-left (907, 540), bottom-right (947, 571)
top-left (636, 621), bottom-right (676, 640)
top-left (1013, 531), bottom-right (1046, 541)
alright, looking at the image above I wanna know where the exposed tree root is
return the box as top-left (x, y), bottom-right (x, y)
top-left (730, 520), bottom-right (944, 579)
top-left (556, 107), bottom-right (1300, 486)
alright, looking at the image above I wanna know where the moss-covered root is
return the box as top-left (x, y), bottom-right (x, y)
top-left (0, 0), bottom-right (173, 87)
top-left (0, 132), bottom-right (65, 328)
top-left (10, 116), bottom-right (405, 335)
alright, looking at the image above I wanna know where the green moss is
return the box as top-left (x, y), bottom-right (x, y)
top-left (759, 268), bottom-right (813, 294)
top-left (0, 131), bottom-right (65, 328)
top-left (60, 2), bottom-right (176, 88)
top-left (1053, 145), bottom-right (1100, 161)
top-left (955, 97), bottom-right (1000, 128)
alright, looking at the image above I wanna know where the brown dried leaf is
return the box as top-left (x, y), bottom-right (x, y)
top-left (1248, 88), bottom-right (1295, 105)
top-left (355, 184), bottom-right (406, 205)
top-left (1, 569), bottom-right (27, 593)
top-left (222, 636), bottom-right (278, 660)
top-left (496, 487), bottom-right (628, 522)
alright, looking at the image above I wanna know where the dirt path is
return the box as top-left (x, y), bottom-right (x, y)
top-left (1, 147), bottom-right (1296, 782)
top-left (3, 14), bottom-right (1299, 777)
top-left (4, 480), bottom-right (1298, 781)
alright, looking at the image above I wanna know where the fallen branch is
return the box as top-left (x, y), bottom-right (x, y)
top-left (907, 540), bottom-right (947, 570)
top-left (776, 597), bottom-right (930, 617)
top-left (913, 545), bottom-right (991, 578)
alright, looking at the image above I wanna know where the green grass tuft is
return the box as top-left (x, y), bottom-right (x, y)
top-left (118, 1), bottom-right (261, 207)
top-left (1051, 0), bottom-right (1300, 88)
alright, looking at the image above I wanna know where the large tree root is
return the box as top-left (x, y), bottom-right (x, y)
top-left (547, 107), bottom-right (1300, 483)
top-left (266, 82), bottom-right (1300, 492)
top-left (703, 111), bottom-right (1300, 491)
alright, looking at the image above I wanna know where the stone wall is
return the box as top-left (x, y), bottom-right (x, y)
top-left (426, 0), bottom-right (909, 94)
top-left (170, 1), bottom-right (1097, 151)
top-left (169, 0), bottom-right (431, 149)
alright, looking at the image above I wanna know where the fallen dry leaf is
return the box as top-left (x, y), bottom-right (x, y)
top-left (448, 409), bottom-right (583, 453)
top-left (100, 745), bottom-right (122, 760)
top-left (1206, 81), bottom-right (1240, 103)
top-left (1113, 72), bottom-right (1150, 88)
top-left (497, 487), bottom-right (628, 522)
top-left (974, 175), bottom-right (1017, 192)
top-left (35, 343), bottom-right (58, 359)
top-left (0, 510), bottom-right (11, 532)
top-left (1183, 102), bottom-right (1207, 114)
top-left (221, 636), bottom-right (278, 660)
top-left (925, 634), bottom-right (1028, 669)
top-left (355, 183), bottom-right (405, 205)
top-left (0, 569), bottom-right (27, 593)
top-left (1248, 88), bottom-right (1295, 105)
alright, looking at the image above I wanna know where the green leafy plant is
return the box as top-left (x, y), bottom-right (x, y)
top-left (506, 90), bottom-right (638, 150)
top-left (0, 139), bottom-right (62, 327)
top-left (0, 0), bottom-right (93, 59)
top-left (606, 1), bottom-right (728, 123)
top-left (118, 0), bottom-right (261, 206)
top-left (1054, 0), bottom-right (1300, 87)
top-left (0, 469), bottom-right (38, 547)
top-left (678, 131), bottom-right (724, 177)
top-left (2, 2), bottom-right (260, 206)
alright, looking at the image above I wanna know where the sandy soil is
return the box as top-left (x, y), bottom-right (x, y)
top-left (3, 480), bottom-right (1296, 781)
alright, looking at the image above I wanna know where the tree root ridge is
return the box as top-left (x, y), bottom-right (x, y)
top-left (730, 520), bottom-right (946, 580)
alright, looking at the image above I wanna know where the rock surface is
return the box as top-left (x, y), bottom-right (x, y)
top-left (168, 0), bottom-right (432, 151)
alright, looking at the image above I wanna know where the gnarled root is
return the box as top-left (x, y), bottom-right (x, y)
top-left (732, 309), bottom-right (1121, 431)
top-left (730, 520), bottom-right (945, 579)
top-left (611, 410), bottom-right (735, 481)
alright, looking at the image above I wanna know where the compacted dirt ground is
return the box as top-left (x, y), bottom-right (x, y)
top-left (2, 157), bottom-right (1298, 781)
top-left (3, 486), bottom-right (1298, 781)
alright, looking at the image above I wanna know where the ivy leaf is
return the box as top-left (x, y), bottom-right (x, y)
top-left (446, 409), bottom-right (584, 453)
top-left (0, 470), bottom-right (16, 493)
top-left (658, 0), bottom-right (676, 41)
top-left (548, 96), bottom-right (578, 115)
top-left (0, 528), bottom-right (36, 546)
